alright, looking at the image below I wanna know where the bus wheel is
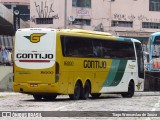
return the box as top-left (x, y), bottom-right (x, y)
top-left (43, 94), bottom-right (57, 101)
top-left (91, 93), bottom-right (101, 99)
top-left (69, 82), bottom-right (81, 100)
top-left (33, 94), bottom-right (42, 100)
top-left (121, 81), bottom-right (135, 98)
top-left (82, 81), bottom-right (91, 100)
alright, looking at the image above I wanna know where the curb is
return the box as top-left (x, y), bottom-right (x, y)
top-left (134, 92), bottom-right (160, 96)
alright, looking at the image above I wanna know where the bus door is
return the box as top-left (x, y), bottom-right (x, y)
top-left (135, 42), bottom-right (144, 79)
top-left (135, 42), bottom-right (144, 91)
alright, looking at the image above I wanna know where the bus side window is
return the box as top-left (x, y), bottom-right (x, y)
top-left (92, 40), bottom-right (102, 57)
top-left (71, 49), bottom-right (79, 56)
top-left (102, 48), bottom-right (110, 58)
top-left (67, 48), bottom-right (73, 56)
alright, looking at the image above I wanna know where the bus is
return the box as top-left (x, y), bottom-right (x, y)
top-left (147, 32), bottom-right (160, 71)
top-left (13, 28), bottom-right (144, 100)
top-left (143, 32), bottom-right (160, 91)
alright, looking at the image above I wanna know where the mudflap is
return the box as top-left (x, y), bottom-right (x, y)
top-left (144, 71), bottom-right (160, 91)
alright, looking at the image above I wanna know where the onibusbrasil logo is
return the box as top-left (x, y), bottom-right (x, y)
top-left (24, 33), bottom-right (46, 43)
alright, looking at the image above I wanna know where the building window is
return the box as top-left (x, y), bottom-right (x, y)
top-left (142, 22), bottom-right (160, 29)
top-left (36, 18), bottom-right (53, 24)
top-left (111, 21), bottom-right (133, 28)
top-left (17, 5), bottom-right (30, 21)
top-left (149, 0), bottom-right (160, 11)
top-left (4, 4), bottom-right (30, 21)
top-left (72, 0), bottom-right (91, 8)
top-left (72, 19), bottom-right (91, 26)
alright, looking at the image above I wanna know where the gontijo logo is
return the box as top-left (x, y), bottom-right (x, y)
top-left (24, 33), bottom-right (46, 43)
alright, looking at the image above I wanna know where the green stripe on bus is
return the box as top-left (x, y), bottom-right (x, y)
top-left (110, 60), bottom-right (127, 86)
top-left (103, 60), bottom-right (120, 86)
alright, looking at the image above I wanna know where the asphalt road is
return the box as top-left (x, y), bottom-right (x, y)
top-left (0, 92), bottom-right (160, 120)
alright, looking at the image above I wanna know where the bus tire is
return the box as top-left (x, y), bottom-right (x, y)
top-left (91, 93), bottom-right (101, 99)
top-left (121, 81), bottom-right (135, 98)
top-left (69, 81), bottom-right (81, 100)
top-left (43, 94), bottom-right (57, 101)
top-left (33, 94), bottom-right (42, 100)
top-left (82, 81), bottom-right (91, 100)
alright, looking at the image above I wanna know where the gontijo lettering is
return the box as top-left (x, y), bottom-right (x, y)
top-left (16, 53), bottom-right (54, 59)
top-left (84, 60), bottom-right (107, 68)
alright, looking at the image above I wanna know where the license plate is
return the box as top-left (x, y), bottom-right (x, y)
top-left (30, 84), bottom-right (38, 87)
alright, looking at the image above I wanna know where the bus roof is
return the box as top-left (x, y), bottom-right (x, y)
top-left (17, 28), bottom-right (113, 37)
top-left (58, 29), bottom-right (112, 36)
top-left (150, 32), bottom-right (160, 43)
top-left (131, 38), bottom-right (141, 43)
top-left (17, 28), bottom-right (55, 32)
top-left (151, 32), bottom-right (160, 37)
top-left (117, 37), bottom-right (141, 43)
top-left (16, 28), bottom-right (142, 44)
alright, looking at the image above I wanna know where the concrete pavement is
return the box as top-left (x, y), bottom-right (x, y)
top-left (0, 66), bottom-right (13, 91)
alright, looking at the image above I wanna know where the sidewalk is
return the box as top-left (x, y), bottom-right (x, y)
top-left (0, 66), bottom-right (12, 82)
top-left (0, 92), bottom-right (160, 97)
top-left (0, 92), bottom-right (21, 97)
top-left (0, 66), bottom-right (13, 91)
top-left (134, 91), bottom-right (160, 96)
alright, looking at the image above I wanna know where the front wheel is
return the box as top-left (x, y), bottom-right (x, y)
top-left (121, 81), bottom-right (135, 98)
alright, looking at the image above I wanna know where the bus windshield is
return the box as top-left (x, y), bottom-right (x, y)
top-left (154, 36), bottom-right (160, 44)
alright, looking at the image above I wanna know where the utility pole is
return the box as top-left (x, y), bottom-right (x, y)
top-left (64, 0), bottom-right (67, 29)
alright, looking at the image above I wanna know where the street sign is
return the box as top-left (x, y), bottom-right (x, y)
top-left (13, 7), bottom-right (20, 32)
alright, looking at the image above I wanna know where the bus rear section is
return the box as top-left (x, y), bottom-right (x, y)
top-left (13, 28), bottom-right (58, 99)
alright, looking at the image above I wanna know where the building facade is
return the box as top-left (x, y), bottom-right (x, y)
top-left (30, 0), bottom-right (160, 42)
top-left (0, 0), bottom-right (30, 49)
top-left (0, 0), bottom-right (30, 22)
